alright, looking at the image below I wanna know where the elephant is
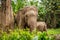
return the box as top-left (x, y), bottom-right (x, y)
top-left (37, 21), bottom-right (47, 32)
top-left (15, 6), bottom-right (38, 32)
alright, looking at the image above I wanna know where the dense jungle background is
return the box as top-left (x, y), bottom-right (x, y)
top-left (0, 0), bottom-right (60, 40)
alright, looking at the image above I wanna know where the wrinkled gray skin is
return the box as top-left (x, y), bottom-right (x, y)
top-left (37, 21), bottom-right (47, 32)
top-left (15, 6), bottom-right (38, 32)
top-left (25, 10), bottom-right (38, 32)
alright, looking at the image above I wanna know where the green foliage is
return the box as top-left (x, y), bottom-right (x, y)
top-left (0, 29), bottom-right (57, 40)
top-left (47, 28), bottom-right (60, 35)
top-left (38, 32), bottom-right (54, 40)
top-left (11, 1), bottom-right (16, 13)
top-left (0, 28), bottom-right (60, 40)
top-left (11, 0), bottom-right (26, 13)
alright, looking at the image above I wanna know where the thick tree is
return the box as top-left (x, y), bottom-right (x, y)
top-left (0, 0), bottom-right (14, 32)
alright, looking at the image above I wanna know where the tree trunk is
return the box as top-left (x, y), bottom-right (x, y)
top-left (0, 0), bottom-right (14, 32)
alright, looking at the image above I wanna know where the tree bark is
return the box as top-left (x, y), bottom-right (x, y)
top-left (0, 0), bottom-right (14, 32)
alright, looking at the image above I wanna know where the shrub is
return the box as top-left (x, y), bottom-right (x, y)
top-left (0, 29), bottom-right (55, 40)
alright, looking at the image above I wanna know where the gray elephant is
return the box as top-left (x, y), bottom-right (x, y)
top-left (37, 21), bottom-right (47, 32)
top-left (15, 6), bottom-right (38, 32)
